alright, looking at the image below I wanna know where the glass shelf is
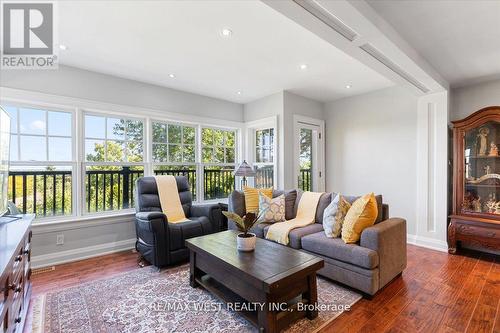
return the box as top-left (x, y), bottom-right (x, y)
top-left (462, 121), bottom-right (500, 215)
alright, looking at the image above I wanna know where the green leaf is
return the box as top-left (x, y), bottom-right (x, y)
top-left (222, 211), bottom-right (246, 232)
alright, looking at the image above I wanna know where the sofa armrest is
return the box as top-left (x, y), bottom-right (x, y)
top-left (135, 211), bottom-right (169, 237)
top-left (136, 211), bottom-right (167, 222)
top-left (228, 191), bottom-right (246, 230)
top-left (360, 218), bottom-right (407, 288)
top-left (190, 203), bottom-right (222, 232)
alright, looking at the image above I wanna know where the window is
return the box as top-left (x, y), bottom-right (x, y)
top-left (152, 121), bottom-right (197, 198)
top-left (201, 127), bottom-right (236, 199)
top-left (4, 106), bottom-right (74, 217)
top-left (2, 100), bottom-right (242, 221)
top-left (254, 128), bottom-right (274, 188)
top-left (84, 114), bottom-right (145, 213)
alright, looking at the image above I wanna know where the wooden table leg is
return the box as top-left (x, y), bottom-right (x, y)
top-left (257, 294), bottom-right (278, 333)
top-left (304, 273), bottom-right (318, 320)
top-left (189, 250), bottom-right (201, 288)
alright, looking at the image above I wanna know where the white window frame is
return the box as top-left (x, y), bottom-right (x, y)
top-left (245, 116), bottom-right (278, 189)
top-left (200, 125), bottom-right (238, 201)
top-left (3, 102), bottom-right (77, 221)
top-left (81, 110), bottom-right (147, 215)
top-left (150, 119), bottom-right (198, 198)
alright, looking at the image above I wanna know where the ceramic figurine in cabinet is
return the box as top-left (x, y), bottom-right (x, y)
top-left (489, 142), bottom-right (499, 156)
top-left (477, 127), bottom-right (489, 156)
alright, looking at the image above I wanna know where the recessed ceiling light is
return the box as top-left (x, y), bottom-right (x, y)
top-left (168, 73), bottom-right (176, 78)
top-left (59, 44), bottom-right (68, 50)
top-left (299, 64), bottom-right (308, 70)
top-left (345, 84), bottom-right (352, 89)
top-left (221, 28), bottom-right (232, 37)
top-left (237, 91), bottom-right (242, 95)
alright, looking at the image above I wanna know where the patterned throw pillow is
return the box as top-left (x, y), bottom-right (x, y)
top-left (258, 193), bottom-right (285, 223)
top-left (323, 194), bottom-right (351, 238)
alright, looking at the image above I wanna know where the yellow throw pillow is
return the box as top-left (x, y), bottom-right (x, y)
top-left (243, 186), bottom-right (273, 213)
top-left (341, 193), bottom-right (378, 244)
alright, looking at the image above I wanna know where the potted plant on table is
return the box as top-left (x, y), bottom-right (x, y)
top-left (222, 211), bottom-right (264, 252)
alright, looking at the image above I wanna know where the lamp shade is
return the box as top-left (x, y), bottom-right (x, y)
top-left (234, 160), bottom-right (256, 177)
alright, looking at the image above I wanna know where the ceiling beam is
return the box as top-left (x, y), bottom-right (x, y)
top-left (262, 0), bottom-right (449, 95)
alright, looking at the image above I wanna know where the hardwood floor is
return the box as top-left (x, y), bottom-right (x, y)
top-left (26, 245), bottom-right (499, 333)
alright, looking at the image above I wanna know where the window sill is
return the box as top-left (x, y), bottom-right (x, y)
top-left (31, 211), bottom-right (135, 234)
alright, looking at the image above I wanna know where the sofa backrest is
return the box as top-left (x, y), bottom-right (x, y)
top-left (228, 189), bottom-right (388, 224)
top-left (135, 176), bottom-right (192, 215)
top-left (294, 190), bottom-right (333, 224)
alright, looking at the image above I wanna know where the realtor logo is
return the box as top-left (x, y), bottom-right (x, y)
top-left (1, 1), bottom-right (58, 69)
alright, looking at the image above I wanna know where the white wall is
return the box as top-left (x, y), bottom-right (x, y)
top-left (0, 65), bottom-right (244, 122)
top-left (243, 92), bottom-right (283, 122)
top-left (451, 79), bottom-right (500, 120)
top-left (325, 86), bottom-right (418, 235)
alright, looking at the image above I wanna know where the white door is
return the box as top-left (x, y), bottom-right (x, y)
top-left (294, 117), bottom-right (324, 192)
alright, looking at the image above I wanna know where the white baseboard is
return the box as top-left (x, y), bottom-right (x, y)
top-left (31, 238), bottom-right (136, 269)
top-left (407, 234), bottom-right (448, 253)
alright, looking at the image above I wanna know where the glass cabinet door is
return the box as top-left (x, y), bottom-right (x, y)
top-left (462, 121), bottom-right (500, 215)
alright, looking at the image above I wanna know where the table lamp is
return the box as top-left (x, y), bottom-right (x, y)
top-left (234, 160), bottom-right (256, 188)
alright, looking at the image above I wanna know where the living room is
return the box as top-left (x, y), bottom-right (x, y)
top-left (0, 1), bottom-right (498, 332)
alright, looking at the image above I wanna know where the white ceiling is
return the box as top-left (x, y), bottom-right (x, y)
top-left (57, 0), bottom-right (393, 104)
top-left (368, 0), bottom-right (500, 88)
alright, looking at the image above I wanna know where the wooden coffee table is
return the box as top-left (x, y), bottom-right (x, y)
top-left (186, 230), bottom-right (324, 333)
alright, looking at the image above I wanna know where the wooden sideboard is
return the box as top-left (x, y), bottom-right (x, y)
top-left (0, 215), bottom-right (34, 333)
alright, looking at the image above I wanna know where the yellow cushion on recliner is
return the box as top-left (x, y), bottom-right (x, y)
top-left (341, 193), bottom-right (378, 244)
top-left (243, 186), bottom-right (273, 213)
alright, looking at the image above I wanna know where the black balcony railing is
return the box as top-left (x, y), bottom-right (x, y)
top-left (203, 168), bottom-right (234, 200)
top-left (8, 170), bottom-right (73, 217)
top-left (8, 167), bottom-right (238, 218)
top-left (85, 167), bottom-right (144, 213)
top-left (299, 168), bottom-right (312, 191)
top-left (255, 166), bottom-right (274, 188)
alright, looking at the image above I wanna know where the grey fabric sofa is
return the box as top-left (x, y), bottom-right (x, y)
top-left (228, 189), bottom-right (407, 296)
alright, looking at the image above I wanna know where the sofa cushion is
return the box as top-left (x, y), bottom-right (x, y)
top-left (323, 194), bottom-right (351, 238)
top-left (344, 194), bottom-right (383, 224)
top-left (243, 186), bottom-right (273, 213)
top-left (301, 231), bottom-right (379, 269)
top-left (263, 223), bottom-right (324, 249)
top-left (342, 193), bottom-right (378, 244)
top-left (250, 222), bottom-right (272, 238)
top-left (295, 191), bottom-right (334, 223)
top-left (274, 189), bottom-right (297, 220)
top-left (168, 217), bottom-right (212, 251)
top-left (258, 193), bottom-right (285, 223)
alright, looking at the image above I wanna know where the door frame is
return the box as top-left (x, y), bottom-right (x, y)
top-left (293, 115), bottom-right (325, 192)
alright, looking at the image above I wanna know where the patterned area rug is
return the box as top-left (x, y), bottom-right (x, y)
top-left (32, 265), bottom-right (361, 333)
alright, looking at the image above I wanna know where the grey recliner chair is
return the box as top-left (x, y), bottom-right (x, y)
top-left (135, 176), bottom-right (222, 267)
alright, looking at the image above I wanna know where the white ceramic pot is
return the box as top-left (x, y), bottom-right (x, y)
top-left (237, 232), bottom-right (256, 252)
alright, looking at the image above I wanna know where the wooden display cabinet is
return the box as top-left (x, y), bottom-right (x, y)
top-left (449, 106), bottom-right (500, 254)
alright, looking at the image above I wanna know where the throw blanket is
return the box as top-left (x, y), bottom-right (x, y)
top-left (154, 175), bottom-right (189, 223)
top-left (266, 191), bottom-right (323, 245)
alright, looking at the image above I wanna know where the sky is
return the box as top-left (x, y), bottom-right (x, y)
top-left (4, 106), bottom-right (72, 162)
